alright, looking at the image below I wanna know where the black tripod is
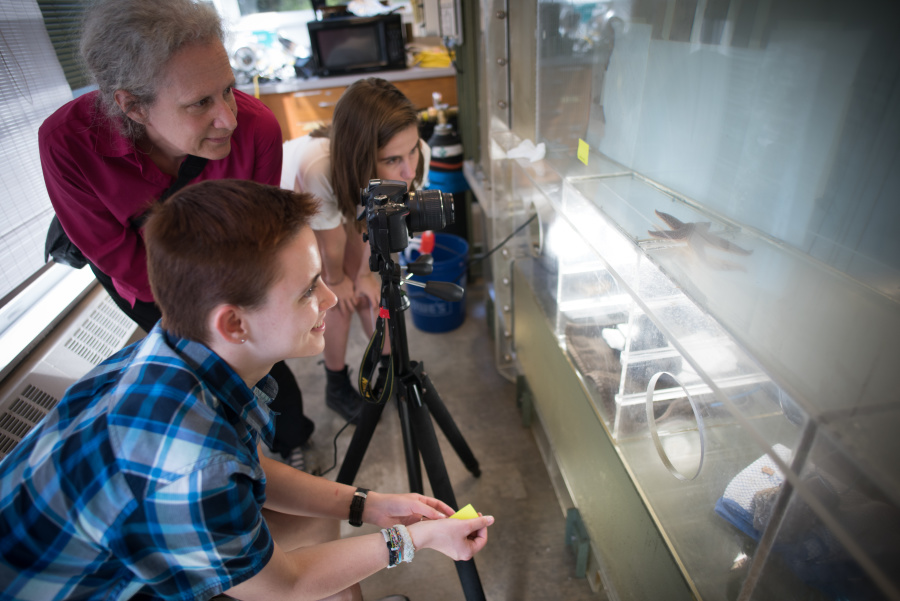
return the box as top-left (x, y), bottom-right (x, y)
top-left (337, 254), bottom-right (486, 601)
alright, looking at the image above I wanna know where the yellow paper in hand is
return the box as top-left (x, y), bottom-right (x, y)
top-left (450, 504), bottom-right (478, 520)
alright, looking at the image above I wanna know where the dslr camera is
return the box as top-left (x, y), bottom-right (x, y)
top-left (360, 179), bottom-right (454, 268)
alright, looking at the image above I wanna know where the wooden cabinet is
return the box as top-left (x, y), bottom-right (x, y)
top-left (259, 86), bottom-right (345, 141)
top-left (258, 75), bottom-right (457, 141)
top-left (393, 76), bottom-right (457, 112)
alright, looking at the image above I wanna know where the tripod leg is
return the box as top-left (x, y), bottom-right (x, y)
top-left (407, 385), bottom-right (487, 601)
top-left (397, 392), bottom-right (423, 493)
top-left (414, 361), bottom-right (482, 478)
top-left (336, 399), bottom-right (388, 486)
top-left (455, 561), bottom-right (488, 601)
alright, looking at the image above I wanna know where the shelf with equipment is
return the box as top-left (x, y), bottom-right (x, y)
top-left (241, 68), bottom-right (458, 140)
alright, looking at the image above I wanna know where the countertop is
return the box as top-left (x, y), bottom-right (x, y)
top-left (237, 66), bottom-right (456, 96)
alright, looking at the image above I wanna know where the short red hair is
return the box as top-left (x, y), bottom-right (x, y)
top-left (144, 179), bottom-right (319, 344)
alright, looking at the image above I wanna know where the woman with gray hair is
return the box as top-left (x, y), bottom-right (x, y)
top-left (39, 0), bottom-right (314, 467)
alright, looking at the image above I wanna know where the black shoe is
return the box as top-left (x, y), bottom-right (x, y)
top-left (325, 364), bottom-right (364, 424)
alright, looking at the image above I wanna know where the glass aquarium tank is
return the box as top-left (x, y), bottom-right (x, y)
top-left (480, 1), bottom-right (900, 599)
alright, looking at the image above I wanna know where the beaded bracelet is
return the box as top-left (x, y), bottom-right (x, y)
top-left (395, 524), bottom-right (415, 564)
top-left (381, 527), bottom-right (401, 568)
top-left (380, 524), bottom-right (416, 568)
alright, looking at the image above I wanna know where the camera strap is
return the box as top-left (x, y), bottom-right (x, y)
top-left (359, 306), bottom-right (394, 405)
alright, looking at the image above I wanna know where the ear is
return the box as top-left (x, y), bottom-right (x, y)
top-left (114, 89), bottom-right (147, 124)
top-left (209, 304), bottom-right (247, 346)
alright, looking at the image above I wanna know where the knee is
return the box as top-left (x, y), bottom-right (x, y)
top-left (322, 582), bottom-right (361, 601)
top-left (347, 583), bottom-right (363, 601)
top-left (261, 511), bottom-right (340, 551)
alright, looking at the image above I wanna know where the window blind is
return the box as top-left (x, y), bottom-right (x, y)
top-left (35, 0), bottom-right (87, 90)
top-left (0, 0), bottom-right (74, 300)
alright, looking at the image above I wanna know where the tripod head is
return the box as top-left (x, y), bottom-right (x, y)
top-left (402, 254), bottom-right (465, 303)
top-left (359, 178), bottom-right (463, 302)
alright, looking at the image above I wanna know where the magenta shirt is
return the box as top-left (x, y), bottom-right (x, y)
top-left (39, 90), bottom-right (283, 305)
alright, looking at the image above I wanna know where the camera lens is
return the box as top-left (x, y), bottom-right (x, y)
top-left (406, 189), bottom-right (454, 233)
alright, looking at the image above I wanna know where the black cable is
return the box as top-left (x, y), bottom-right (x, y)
top-left (466, 212), bottom-right (537, 267)
top-left (318, 415), bottom-right (355, 477)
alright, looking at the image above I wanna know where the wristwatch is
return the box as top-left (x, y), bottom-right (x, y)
top-left (349, 487), bottom-right (369, 527)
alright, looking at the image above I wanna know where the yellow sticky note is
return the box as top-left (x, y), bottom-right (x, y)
top-left (450, 504), bottom-right (478, 520)
top-left (577, 138), bottom-right (590, 166)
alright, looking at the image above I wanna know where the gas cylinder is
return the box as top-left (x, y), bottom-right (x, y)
top-left (426, 93), bottom-right (468, 194)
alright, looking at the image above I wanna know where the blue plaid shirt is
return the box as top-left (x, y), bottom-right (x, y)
top-left (0, 325), bottom-right (278, 600)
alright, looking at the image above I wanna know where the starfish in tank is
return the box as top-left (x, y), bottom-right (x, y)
top-left (648, 209), bottom-right (752, 269)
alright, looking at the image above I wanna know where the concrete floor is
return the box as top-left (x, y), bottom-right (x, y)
top-left (282, 280), bottom-right (599, 601)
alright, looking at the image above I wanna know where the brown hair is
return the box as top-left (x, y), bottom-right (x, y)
top-left (326, 78), bottom-right (424, 231)
top-left (144, 179), bottom-right (319, 344)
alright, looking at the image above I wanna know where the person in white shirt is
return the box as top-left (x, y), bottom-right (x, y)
top-left (283, 78), bottom-right (431, 423)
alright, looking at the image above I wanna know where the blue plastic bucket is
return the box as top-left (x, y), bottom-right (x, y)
top-left (404, 233), bottom-right (468, 332)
